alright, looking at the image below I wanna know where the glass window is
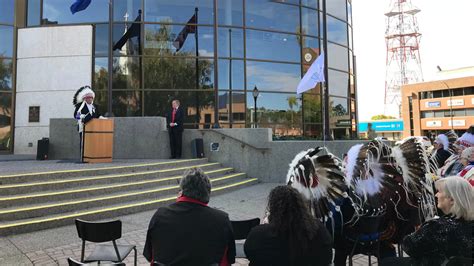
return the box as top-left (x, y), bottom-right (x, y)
top-left (329, 97), bottom-right (350, 139)
top-left (114, 0), bottom-right (141, 22)
top-left (0, 26), bottom-right (13, 57)
top-left (218, 0), bottom-right (243, 26)
top-left (464, 87), bottom-right (474, 95)
top-left (246, 61), bottom-right (300, 93)
top-left (301, 8), bottom-right (319, 37)
top-left (421, 111), bottom-right (434, 118)
top-left (112, 57), bottom-right (141, 90)
top-left (95, 24), bottom-right (109, 56)
top-left (0, 59), bottom-right (13, 91)
top-left (218, 91), bottom-right (246, 124)
top-left (0, 92), bottom-right (12, 150)
top-left (246, 0), bottom-right (299, 33)
top-left (302, 0), bottom-right (318, 9)
top-left (28, 0), bottom-right (41, 26)
top-left (113, 23), bottom-right (141, 56)
top-left (303, 93), bottom-right (322, 123)
top-left (94, 58), bottom-right (109, 91)
top-left (304, 124), bottom-right (323, 139)
top-left (328, 42), bottom-right (348, 71)
top-left (435, 110), bottom-right (445, 117)
top-left (144, 0), bottom-right (213, 25)
top-left (326, 0), bottom-right (347, 21)
top-left (112, 91), bottom-right (142, 116)
top-left (327, 16), bottom-right (348, 46)
top-left (466, 109), bottom-right (474, 116)
top-left (329, 97), bottom-right (349, 117)
top-left (93, 90), bottom-right (109, 115)
top-left (218, 28), bottom-right (244, 58)
top-left (433, 90), bottom-right (442, 98)
top-left (43, 0), bottom-right (109, 24)
top-left (246, 30), bottom-right (300, 63)
top-left (247, 92), bottom-right (302, 136)
top-left (453, 109), bottom-right (465, 116)
top-left (302, 36), bottom-right (320, 53)
top-left (143, 57), bottom-right (214, 90)
top-left (144, 24), bottom-right (213, 57)
top-left (0, 0), bottom-right (14, 24)
top-left (348, 25), bottom-right (353, 50)
top-left (218, 59), bottom-right (244, 90)
top-left (452, 88), bottom-right (463, 96)
top-left (329, 70), bottom-right (349, 97)
top-left (347, 0), bottom-right (352, 25)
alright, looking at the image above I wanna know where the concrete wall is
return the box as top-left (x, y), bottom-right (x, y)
top-left (14, 26), bottom-right (93, 154)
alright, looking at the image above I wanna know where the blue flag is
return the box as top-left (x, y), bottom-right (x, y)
top-left (70, 0), bottom-right (92, 14)
top-left (296, 52), bottom-right (325, 94)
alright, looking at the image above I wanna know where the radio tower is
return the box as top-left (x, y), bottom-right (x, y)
top-left (384, 0), bottom-right (423, 117)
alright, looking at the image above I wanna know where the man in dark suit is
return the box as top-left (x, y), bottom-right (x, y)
top-left (166, 99), bottom-right (184, 159)
top-left (143, 168), bottom-right (236, 265)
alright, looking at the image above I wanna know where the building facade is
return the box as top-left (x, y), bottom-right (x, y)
top-left (0, 0), bottom-right (357, 153)
top-left (401, 76), bottom-right (474, 138)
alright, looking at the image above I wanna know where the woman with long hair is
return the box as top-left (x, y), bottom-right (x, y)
top-left (244, 185), bottom-right (332, 266)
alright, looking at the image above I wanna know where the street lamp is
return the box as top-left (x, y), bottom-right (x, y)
top-left (252, 86), bottom-right (259, 128)
top-left (437, 66), bottom-right (454, 131)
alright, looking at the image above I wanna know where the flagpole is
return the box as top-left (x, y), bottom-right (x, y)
top-left (322, 0), bottom-right (331, 141)
top-left (195, 7), bottom-right (200, 128)
top-left (229, 28), bottom-right (233, 128)
top-left (107, 0), bottom-right (113, 116)
top-left (212, 0), bottom-right (220, 128)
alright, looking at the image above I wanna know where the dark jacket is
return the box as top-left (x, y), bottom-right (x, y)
top-left (166, 107), bottom-right (184, 132)
top-left (244, 223), bottom-right (333, 266)
top-left (73, 102), bottom-right (101, 124)
top-left (432, 148), bottom-right (452, 169)
top-left (403, 216), bottom-right (473, 265)
top-left (143, 201), bottom-right (236, 266)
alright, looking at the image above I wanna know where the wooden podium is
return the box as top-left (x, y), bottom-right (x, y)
top-left (82, 119), bottom-right (114, 163)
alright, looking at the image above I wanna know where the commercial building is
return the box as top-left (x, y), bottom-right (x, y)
top-left (0, 0), bottom-right (357, 154)
top-left (401, 76), bottom-right (474, 138)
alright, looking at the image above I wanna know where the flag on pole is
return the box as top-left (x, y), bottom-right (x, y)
top-left (173, 14), bottom-right (197, 52)
top-left (296, 52), bottom-right (325, 94)
top-left (113, 13), bottom-right (142, 51)
top-left (70, 0), bottom-right (92, 14)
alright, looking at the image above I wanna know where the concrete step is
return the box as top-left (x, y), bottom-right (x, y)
top-left (0, 158), bottom-right (209, 185)
top-left (0, 162), bottom-right (225, 195)
top-left (0, 177), bottom-right (259, 235)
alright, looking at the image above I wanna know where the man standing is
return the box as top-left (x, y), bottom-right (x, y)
top-left (166, 99), bottom-right (184, 159)
top-left (143, 168), bottom-right (236, 265)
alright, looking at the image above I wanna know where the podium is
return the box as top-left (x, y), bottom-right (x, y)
top-left (82, 119), bottom-right (114, 163)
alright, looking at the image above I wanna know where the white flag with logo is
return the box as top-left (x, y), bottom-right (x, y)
top-left (296, 52), bottom-right (325, 94)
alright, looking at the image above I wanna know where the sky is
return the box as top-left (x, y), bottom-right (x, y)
top-left (352, 0), bottom-right (474, 121)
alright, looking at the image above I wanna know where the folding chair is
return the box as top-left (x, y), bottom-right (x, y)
top-left (231, 218), bottom-right (260, 258)
top-left (67, 257), bottom-right (125, 266)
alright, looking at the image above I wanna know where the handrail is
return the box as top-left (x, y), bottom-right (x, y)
top-left (198, 129), bottom-right (270, 152)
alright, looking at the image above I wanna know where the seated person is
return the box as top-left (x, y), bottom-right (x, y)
top-left (458, 147), bottom-right (474, 185)
top-left (244, 186), bottom-right (333, 266)
top-left (143, 168), bottom-right (235, 266)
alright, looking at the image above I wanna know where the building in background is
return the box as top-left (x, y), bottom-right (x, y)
top-left (401, 75), bottom-right (474, 138)
top-left (0, 0), bottom-right (357, 154)
top-left (358, 119), bottom-right (403, 140)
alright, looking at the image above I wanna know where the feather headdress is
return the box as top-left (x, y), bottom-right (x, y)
top-left (456, 132), bottom-right (474, 149)
top-left (72, 86), bottom-right (95, 105)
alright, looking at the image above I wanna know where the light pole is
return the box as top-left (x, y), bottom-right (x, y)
top-left (252, 86), bottom-right (259, 128)
top-left (437, 66), bottom-right (454, 131)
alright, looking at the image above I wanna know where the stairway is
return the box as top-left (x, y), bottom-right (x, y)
top-left (0, 158), bottom-right (258, 235)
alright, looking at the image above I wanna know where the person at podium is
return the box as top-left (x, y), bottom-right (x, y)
top-left (166, 99), bottom-right (184, 159)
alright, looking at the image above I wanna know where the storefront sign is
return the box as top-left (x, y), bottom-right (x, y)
top-left (358, 121), bottom-right (403, 132)
top-left (425, 101), bottom-right (441, 108)
top-left (471, 98), bottom-right (474, 105)
top-left (448, 120), bottom-right (466, 127)
top-left (426, 120), bottom-right (442, 127)
top-left (447, 99), bottom-right (464, 107)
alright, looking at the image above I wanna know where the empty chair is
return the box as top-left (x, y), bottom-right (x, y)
top-left (75, 219), bottom-right (137, 265)
top-left (231, 218), bottom-right (260, 258)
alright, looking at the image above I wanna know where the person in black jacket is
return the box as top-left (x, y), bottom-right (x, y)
top-left (166, 99), bottom-right (184, 159)
top-left (244, 185), bottom-right (333, 266)
top-left (143, 168), bottom-right (236, 266)
top-left (431, 134), bottom-right (452, 169)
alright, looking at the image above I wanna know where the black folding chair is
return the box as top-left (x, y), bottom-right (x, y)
top-left (67, 257), bottom-right (125, 266)
top-left (231, 218), bottom-right (260, 258)
top-left (75, 219), bottom-right (137, 266)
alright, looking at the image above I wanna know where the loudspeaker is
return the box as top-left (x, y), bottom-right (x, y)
top-left (191, 138), bottom-right (204, 158)
top-left (36, 138), bottom-right (49, 160)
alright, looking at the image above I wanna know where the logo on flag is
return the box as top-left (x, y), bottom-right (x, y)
top-left (296, 52), bottom-right (325, 94)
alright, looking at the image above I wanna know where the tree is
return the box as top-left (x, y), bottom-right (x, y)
top-left (371, 114), bottom-right (396, 120)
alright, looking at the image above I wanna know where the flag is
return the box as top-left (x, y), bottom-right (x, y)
top-left (113, 13), bottom-right (141, 51)
top-left (296, 52), bottom-right (325, 94)
top-left (70, 0), bottom-right (92, 14)
top-left (173, 14), bottom-right (197, 52)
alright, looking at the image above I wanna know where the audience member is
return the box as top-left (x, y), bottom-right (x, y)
top-left (143, 168), bottom-right (235, 266)
top-left (431, 134), bottom-right (452, 168)
top-left (458, 147), bottom-right (474, 185)
top-left (244, 185), bottom-right (333, 266)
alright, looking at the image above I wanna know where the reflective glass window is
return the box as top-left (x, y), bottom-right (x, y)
top-left (347, 0), bottom-right (352, 25)
top-left (218, 59), bottom-right (244, 90)
top-left (114, 0), bottom-right (141, 22)
top-left (144, 0), bottom-right (213, 25)
top-left (112, 57), bottom-right (141, 90)
top-left (247, 61), bottom-right (300, 93)
top-left (329, 97), bottom-right (349, 117)
top-left (246, 30), bottom-right (300, 63)
top-left (95, 24), bottom-right (109, 56)
top-left (113, 23), bottom-right (141, 56)
top-left (0, 0), bottom-right (14, 24)
top-left (304, 124), bottom-right (323, 138)
top-left (0, 26), bottom-right (13, 57)
top-left (326, 0), bottom-right (347, 21)
top-left (28, 0), bottom-right (41, 26)
top-left (218, 91), bottom-right (246, 124)
top-left (246, 0), bottom-right (299, 33)
top-left (301, 8), bottom-right (319, 37)
top-left (112, 91), bottom-right (142, 116)
top-left (328, 43), bottom-right (348, 71)
top-left (301, 37), bottom-right (320, 65)
top-left (0, 58), bottom-right (13, 91)
top-left (94, 58), bottom-right (109, 91)
top-left (302, 0), bottom-right (318, 9)
top-left (329, 70), bottom-right (349, 97)
top-left (218, 0), bottom-right (243, 26)
top-left (93, 90), bottom-right (108, 115)
top-left (303, 93), bottom-right (322, 123)
top-left (144, 25), bottom-right (213, 57)
top-left (329, 96), bottom-right (350, 139)
top-left (0, 92), bottom-right (12, 150)
top-left (218, 28), bottom-right (244, 58)
top-left (327, 16), bottom-right (348, 46)
top-left (143, 57), bottom-right (214, 90)
top-left (43, 0), bottom-right (109, 24)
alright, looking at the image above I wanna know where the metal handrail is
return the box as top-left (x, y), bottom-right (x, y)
top-left (198, 129), bottom-right (270, 152)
